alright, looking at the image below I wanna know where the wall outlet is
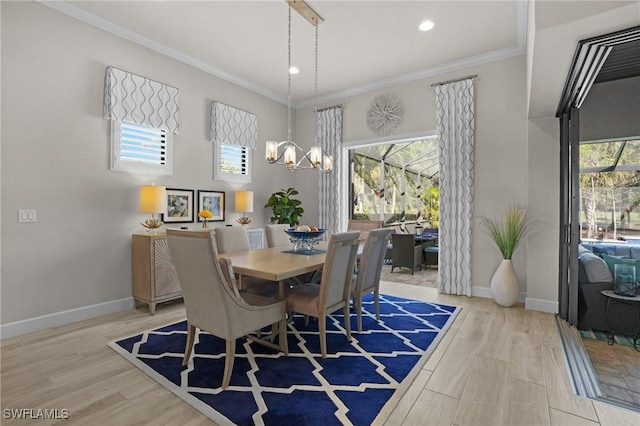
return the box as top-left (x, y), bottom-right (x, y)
top-left (18, 209), bottom-right (37, 223)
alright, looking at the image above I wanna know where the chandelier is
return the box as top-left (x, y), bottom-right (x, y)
top-left (265, 1), bottom-right (333, 173)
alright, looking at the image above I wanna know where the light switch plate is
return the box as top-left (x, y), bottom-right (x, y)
top-left (18, 209), bottom-right (37, 223)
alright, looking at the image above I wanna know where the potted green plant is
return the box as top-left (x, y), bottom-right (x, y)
top-left (265, 187), bottom-right (304, 227)
top-left (483, 206), bottom-right (529, 307)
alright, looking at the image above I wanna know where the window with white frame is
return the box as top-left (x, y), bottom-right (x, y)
top-left (111, 121), bottom-right (173, 175)
top-left (214, 141), bottom-right (252, 183)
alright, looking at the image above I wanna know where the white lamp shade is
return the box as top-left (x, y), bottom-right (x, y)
top-left (235, 190), bottom-right (254, 213)
top-left (139, 185), bottom-right (166, 213)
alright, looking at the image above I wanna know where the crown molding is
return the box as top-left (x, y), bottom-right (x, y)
top-left (295, 45), bottom-right (525, 109)
top-left (39, 0), bottom-right (288, 105)
top-left (40, 0), bottom-right (527, 110)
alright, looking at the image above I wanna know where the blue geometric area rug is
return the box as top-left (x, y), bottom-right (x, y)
top-left (108, 294), bottom-right (459, 426)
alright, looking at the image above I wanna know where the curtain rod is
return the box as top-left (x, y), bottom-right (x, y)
top-left (430, 74), bottom-right (477, 87)
top-left (315, 104), bottom-right (343, 112)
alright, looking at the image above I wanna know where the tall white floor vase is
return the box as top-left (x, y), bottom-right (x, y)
top-left (490, 259), bottom-right (520, 307)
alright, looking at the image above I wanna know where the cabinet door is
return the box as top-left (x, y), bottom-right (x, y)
top-left (153, 238), bottom-right (181, 297)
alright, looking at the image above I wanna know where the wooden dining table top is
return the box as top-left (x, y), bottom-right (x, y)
top-left (219, 244), bottom-right (329, 282)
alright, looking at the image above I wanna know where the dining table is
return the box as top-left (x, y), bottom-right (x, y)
top-left (219, 244), bottom-right (327, 298)
top-left (219, 242), bottom-right (363, 299)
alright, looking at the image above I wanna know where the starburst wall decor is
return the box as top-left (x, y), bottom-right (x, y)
top-left (366, 94), bottom-right (404, 136)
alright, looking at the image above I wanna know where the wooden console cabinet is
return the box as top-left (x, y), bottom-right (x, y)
top-left (132, 233), bottom-right (182, 314)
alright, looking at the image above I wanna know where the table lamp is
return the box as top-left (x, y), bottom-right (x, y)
top-left (140, 184), bottom-right (166, 233)
top-left (235, 190), bottom-right (253, 226)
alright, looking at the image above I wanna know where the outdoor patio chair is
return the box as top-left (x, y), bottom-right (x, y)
top-left (391, 233), bottom-right (423, 275)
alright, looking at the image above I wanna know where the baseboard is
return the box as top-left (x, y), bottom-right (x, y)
top-left (525, 297), bottom-right (559, 314)
top-left (473, 286), bottom-right (558, 313)
top-left (1, 297), bottom-right (135, 339)
top-left (471, 285), bottom-right (526, 303)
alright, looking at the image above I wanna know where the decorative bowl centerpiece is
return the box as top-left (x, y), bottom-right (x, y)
top-left (284, 226), bottom-right (326, 252)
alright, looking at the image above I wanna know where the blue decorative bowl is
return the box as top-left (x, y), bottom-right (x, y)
top-left (284, 228), bottom-right (326, 252)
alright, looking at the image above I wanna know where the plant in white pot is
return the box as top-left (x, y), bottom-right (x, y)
top-left (484, 206), bottom-right (529, 307)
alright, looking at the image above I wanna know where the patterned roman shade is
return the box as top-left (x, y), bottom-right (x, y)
top-left (104, 67), bottom-right (180, 134)
top-left (210, 102), bottom-right (257, 150)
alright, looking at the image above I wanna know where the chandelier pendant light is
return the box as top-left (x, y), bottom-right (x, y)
top-left (265, 1), bottom-right (332, 173)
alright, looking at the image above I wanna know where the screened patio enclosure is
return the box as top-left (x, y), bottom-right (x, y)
top-left (349, 138), bottom-right (439, 229)
top-left (579, 137), bottom-right (640, 240)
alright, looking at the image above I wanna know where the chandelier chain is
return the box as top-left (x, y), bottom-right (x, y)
top-left (287, 4), bottom-right (292, 143)
top-left (314, 24), bottom-right (319, 146)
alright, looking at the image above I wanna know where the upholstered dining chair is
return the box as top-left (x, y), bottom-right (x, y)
top-left (214, 226), bottom-right (279, 297)
top-left (351, 228), bottom-right (390, 332)
top-left (347, 219), bottom-right (384, 241)
top-left (265, 224), bottom-right (292, 248)
top-left (286, 231), bottom-right (361, 358)
top-left (166, 229), bottom-right (288, 389)
top-left (214, 226), bottom-right (250, 253)
top-left (391, 233), bottom-right (423, 275)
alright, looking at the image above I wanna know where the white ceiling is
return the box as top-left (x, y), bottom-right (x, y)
top-left (46, 0), bottom-right (525, 107)
top-left (44, 0), bottom-right (640, 115)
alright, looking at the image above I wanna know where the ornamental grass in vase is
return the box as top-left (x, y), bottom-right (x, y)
top-left (484, 206), bottom-right (529, 307)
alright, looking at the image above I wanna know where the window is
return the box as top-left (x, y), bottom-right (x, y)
top-left (214, 141), bottom-right (252, 183)
top-left (349, 138), bottom-right (438, 226)
top-left (111, 121), bottom-right (173, 175)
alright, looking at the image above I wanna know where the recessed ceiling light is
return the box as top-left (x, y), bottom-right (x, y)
top-left (289, 66), bottom-right (300, 75)
top-left (419, 20), bottom-right (434, 32)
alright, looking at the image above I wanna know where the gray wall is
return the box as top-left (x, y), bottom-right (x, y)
top-left (2, 0), bottom-right (569, 334)
top-left (0, 1), bottom-right (317, 327)
top-left (297, 55), bottom-right (532, 299)
top-left (581, 76), bottom-right (640, 141)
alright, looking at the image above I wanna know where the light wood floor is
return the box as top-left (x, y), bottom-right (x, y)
top-left (2, 282), bottom-right (639, 426)
top-left (581, 337), bottom-right (640, 408)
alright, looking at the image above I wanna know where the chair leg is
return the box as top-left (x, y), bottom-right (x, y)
top-left (374, 290), bottom-right (380, 321)
top-left (319, 314), bottom-right (327, 358)
top-left (343, 304), bottom-right (352, 342)
top-left (222, 339), bottom-right (235, 389)
top-left (279, 317), bottom-right (289, 355)
top-left (182, 323), bottom-right (196, 366)
top-left (355, 298), bottom-right (363, 333)
top-left (304, 315), bottom-right (309, 326)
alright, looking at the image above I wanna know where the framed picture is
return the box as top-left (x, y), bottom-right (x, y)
top-left (163, 188), bottom-right (194, 223)
top-left (197, 190), bottom-right (225, 222)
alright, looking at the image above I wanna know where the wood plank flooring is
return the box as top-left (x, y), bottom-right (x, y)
top-left (2, 281), bottom-right (639, 425)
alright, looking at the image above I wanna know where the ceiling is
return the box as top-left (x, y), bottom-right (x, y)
top-left (46, 0), bottom-right (525, 107)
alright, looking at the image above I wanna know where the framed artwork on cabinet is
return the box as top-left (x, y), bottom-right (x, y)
top-left (197, 190), bottom-right (225, 222)
top-left (162, 188), bottom-right (194, 223)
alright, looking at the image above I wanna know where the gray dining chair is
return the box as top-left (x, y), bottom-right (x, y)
top-left (166, 229), bottom-right (288, 389)
top-left (351, 228), bottom-right (391, 332)
top-left (214, 227), bottom-right (250, 253)
top-left (214, 226), bottom-right (279, 298)
top-left (265, 224), bottom-right (292, 248)
top-left (286, 231), bottom-right (361, 358)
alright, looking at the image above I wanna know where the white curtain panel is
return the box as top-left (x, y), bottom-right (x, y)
top-left (104, 67), bottom-right (180, 134)
top-left (434, 79), bottom-right (475, 296)
top-left (318, 106), bottom-right (343, 234)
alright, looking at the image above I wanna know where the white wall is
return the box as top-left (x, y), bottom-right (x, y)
top-left (0, 1), bottom-right (317, 331)
top-left (581, 76), bottom-right (640, 141)
top-left (297, 55), bottom-right (531, 298)
top-left (3, 1), bottom-right (572, 338)
top-left (526, 116), bottom-right (560, 312)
